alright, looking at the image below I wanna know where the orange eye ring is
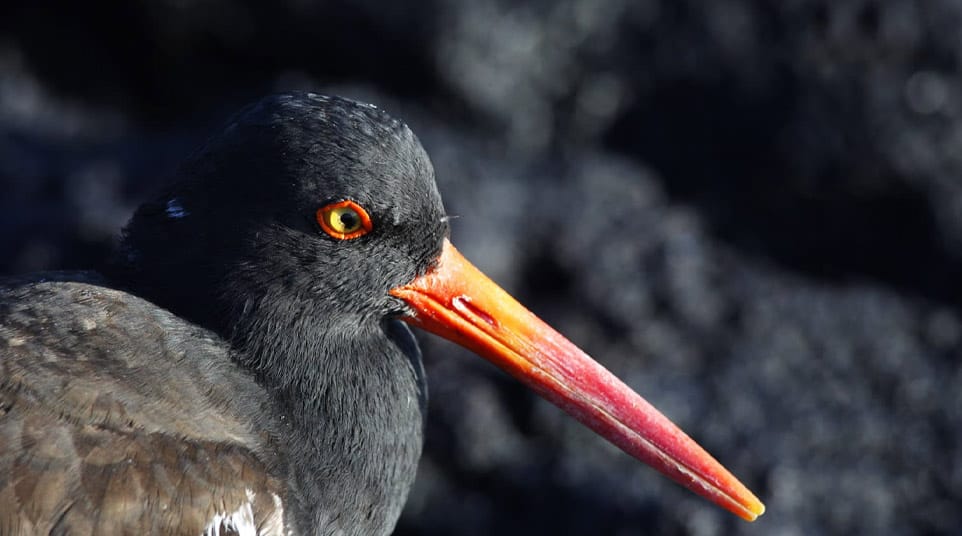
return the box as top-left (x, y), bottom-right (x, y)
top-left (316, 200), bottom-right (373, 240)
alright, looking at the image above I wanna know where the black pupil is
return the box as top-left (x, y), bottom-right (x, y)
top-left (339, 211), bottom-right (359, 229)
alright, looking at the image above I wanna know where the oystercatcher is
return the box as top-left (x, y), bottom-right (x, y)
top-left (0, 93), bottom-right (764, 535)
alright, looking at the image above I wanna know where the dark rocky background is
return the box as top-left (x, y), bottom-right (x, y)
top-left (2, 1), bottom-right (960, 534)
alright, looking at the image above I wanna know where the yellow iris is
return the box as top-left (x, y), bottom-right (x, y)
top-left (316, 200), bottom-right (373, 240)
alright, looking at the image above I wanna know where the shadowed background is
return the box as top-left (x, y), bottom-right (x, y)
top-left (1, 1), bottom-right (960, 535)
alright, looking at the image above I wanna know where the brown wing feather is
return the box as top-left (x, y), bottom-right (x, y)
top-left (0, 279), bottom-right (289, 535)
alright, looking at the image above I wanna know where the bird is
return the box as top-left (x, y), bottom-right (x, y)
top-left (0, 93), bottom-right (764, 535)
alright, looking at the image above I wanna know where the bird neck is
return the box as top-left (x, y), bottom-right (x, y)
top-left (231, 295), bottom-right (425, 536)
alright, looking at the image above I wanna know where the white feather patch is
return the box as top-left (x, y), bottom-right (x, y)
top-left (203, 490), bottom-right (257, 536)
top-left (202, 489), bottom-right (289, 536)
top-left (260, 492), bottom-right (287, 536)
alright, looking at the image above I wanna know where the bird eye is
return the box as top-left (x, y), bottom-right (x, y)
top-left (316, 200), bottom-right (373, 240)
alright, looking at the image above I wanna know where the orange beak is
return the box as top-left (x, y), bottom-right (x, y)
top-left (390, 239), bottom-right (765, 521)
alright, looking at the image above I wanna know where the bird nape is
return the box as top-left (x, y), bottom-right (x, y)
top-left (0, 93), bottom-right (764, 535)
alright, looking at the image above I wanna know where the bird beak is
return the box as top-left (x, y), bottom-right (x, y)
top-left (390, 238), bottom-right (765, 521)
